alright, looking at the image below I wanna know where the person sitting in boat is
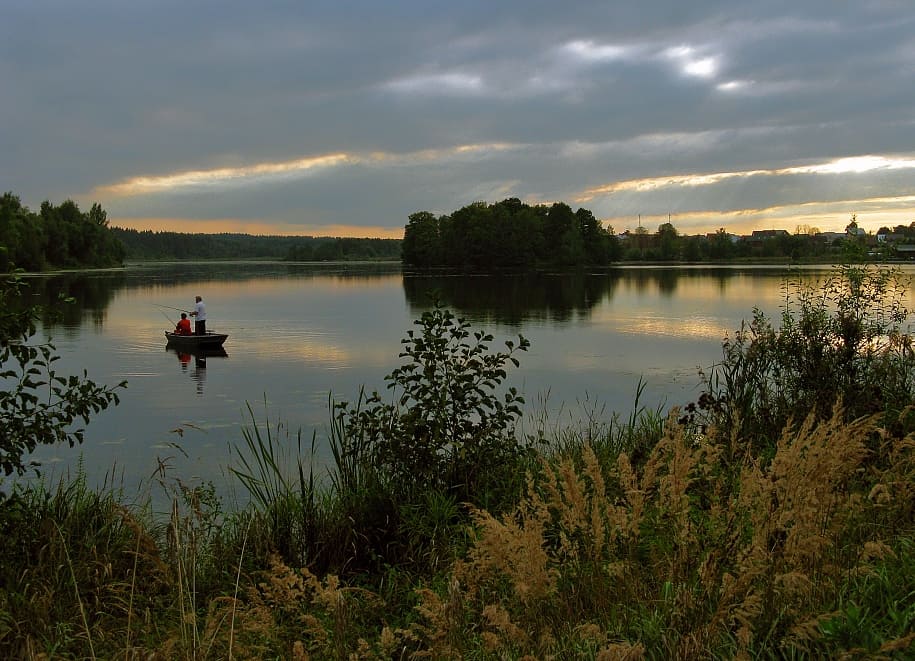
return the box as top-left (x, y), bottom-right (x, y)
top-left (175, 312), bottom-right (193, 335)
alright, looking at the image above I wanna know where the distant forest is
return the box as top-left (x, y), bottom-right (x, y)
top-left (402, 198), bottom-right (881, 268)
top-left (4, 189), bottom-right (883, 273)
top-left (112, 228), bottom-right (402, 262)
top-left (0, 193), bottom-right (125, 271)
top-left (402, 198), bottom-right (620, 268)
top-left (0, 192), bottom-right (402, 270)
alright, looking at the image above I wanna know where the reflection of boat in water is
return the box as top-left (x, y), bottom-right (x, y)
top-left (166, 341), bottom-right (228, 395)
top-left (164, 331), bottom-right (228, 349)
top-left (166, 344), bottom-right (228, 360)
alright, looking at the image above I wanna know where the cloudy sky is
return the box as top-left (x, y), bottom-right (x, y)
top-left (3, 1), bottom-right (915, 238)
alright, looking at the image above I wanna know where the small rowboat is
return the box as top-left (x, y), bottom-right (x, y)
top-left (165, 331), bottom-right (229, 348)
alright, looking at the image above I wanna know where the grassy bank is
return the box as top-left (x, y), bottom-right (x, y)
top-left (2, 266), bottom-right (915, 659)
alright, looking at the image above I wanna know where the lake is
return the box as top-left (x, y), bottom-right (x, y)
top-left (14, 261), bottom-right (905, 504)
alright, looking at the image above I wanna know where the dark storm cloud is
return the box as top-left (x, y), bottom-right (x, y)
top-left (3, 0), bottom-right (914, 235)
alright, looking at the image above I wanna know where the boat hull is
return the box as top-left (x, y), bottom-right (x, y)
top-left (165, 331), bottom-right (228, 348)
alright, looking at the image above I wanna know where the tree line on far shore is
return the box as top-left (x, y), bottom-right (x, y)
top-left (0, 191), bottom-right (402, 269)
top-left (0, 193), bottom-right (126, 271)
top-left (4, 189), bottom-right (891, 273)
top-left (112, 227), bottom-right (402, 262)
top-left (402, 198), bottom-right (884, 268)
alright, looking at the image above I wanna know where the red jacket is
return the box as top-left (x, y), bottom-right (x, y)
top-left (175, 318), bottom-right (192, 335)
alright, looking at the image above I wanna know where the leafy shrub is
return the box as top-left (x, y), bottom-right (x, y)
top-left (0, 270), bottom-right (124, 478)
top-left (690, 265), bottom-right (915, 453)
top-left (232, 303), bottom-right (531, 576)
top-left (332, 302), bottom-right (530, 505)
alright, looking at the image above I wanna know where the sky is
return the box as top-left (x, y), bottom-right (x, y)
top-left (3, 1), bottom-right (915, 239)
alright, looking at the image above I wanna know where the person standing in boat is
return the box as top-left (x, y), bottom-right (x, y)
top-left (189, 295), bottom-right (207, 335)
top-left (175, 312), bottom-right (192, 335)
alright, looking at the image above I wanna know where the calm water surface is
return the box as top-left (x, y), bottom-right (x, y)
top-left (17, 261), bottom-right (905, 502)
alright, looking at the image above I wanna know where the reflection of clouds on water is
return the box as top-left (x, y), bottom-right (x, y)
top-left (232, 328), bottom-right (389, 368)
top-left (610, 315), bottom-right (734, 340)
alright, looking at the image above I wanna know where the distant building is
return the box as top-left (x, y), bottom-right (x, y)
top-left (816, 231), bottom-right (846, 243)
top-left (877, 231), bottom-right (905, 243)
top-left (845, 220), bottom-right (867, 238)
top-left (705, 231), bottom-right (740, 243)
top-left (745, 229), bottom-right (789, 248)
top-left (750, 229), bottom-right (790, 240)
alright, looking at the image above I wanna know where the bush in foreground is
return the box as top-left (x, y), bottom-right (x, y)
top-left (690, 264), bottom-right (915, 456)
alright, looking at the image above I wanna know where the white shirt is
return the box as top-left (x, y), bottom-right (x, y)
top-left (194, 300), bottom-right (207, 321)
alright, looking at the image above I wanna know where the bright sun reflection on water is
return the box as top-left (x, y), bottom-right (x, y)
top-left (611, 315), bottom-right (734, 339)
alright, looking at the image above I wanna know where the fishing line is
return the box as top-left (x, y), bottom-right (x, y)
top-left (152, 303), bottom-right (190, 313)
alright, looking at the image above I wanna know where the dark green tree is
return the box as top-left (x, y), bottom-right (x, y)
top-left (577, 207), bottom-right (610, 265)
top-left (0, 271), bottom-right (124, 477)
top-left (0, 194), bottom-right (45, 271)
top-left (657, 222), bottom-right (680, 261)
top-left (0, 194), bottom-right (124, 269)
top-left (544, 202), bottom-right (585, 266)
top-left (401, 211), bottom-right (443, 267)
top-left (402, 199), bottom-right (621, 269)
top-left (682, 235), bottom-right (703, 261)
top-left (708, 229), bottom-right (734, 260)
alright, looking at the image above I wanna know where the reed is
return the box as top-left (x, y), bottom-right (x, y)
top-left (0, 468), bottom-right (168, 658)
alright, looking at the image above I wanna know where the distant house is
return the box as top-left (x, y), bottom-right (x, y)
top-left (877, 231), bottom-right (905, 243)
top-left (706, 231), bottom-right (740, 243)
top-left (750, 229), bottom-right (790, 240)
top-left (816, 231), bottom-right (846, 243)
top-left (745, 229), bottom-right (789, 248)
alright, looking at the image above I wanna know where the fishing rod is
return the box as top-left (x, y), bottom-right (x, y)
top-left (152, 303), bottom-right (190, 314)
top-left (156, 309), bottom-right (175, 325)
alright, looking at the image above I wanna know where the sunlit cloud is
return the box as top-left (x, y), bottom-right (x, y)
top-left (383, 72), bottom-right (486, 95)
top-left (560, 39), bottom-right (630, 62)
top-left (785, 155), bottom-right (915, 175)
top-left (716, 80), bottom-right (748, 92)
top-left (579, 170), bottom-right (767, 198)
top-left (95, 143), bottom-right (523, 198)
top-left (97, 153), bottom-right (352, 195)
top-left (111, 217), bottom-right (405, 238)
top-left (683, 57), bottom-right (717, 78)
top-left (717, 77), bottom-right (822, 97)
top-left (579, 154), bottom-right (915, 200)
top-left (597, 193), bottom-right (915, 236)
top-left (664, 45), bottom-right (719, 79)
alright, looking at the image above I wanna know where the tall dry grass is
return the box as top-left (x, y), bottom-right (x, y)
top-left (4, 405), bottom-right (915, 659)
top-left (385, 405), bottom-right (915, 659)
top-left (177, 403), bottom-right (914, 659)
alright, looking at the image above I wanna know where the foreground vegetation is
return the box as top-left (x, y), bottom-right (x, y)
top-left (3, 266), bottom-right (915, 658)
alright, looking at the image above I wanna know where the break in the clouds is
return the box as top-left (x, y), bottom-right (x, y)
top-left (3, 1), bottom-right (915, 237)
